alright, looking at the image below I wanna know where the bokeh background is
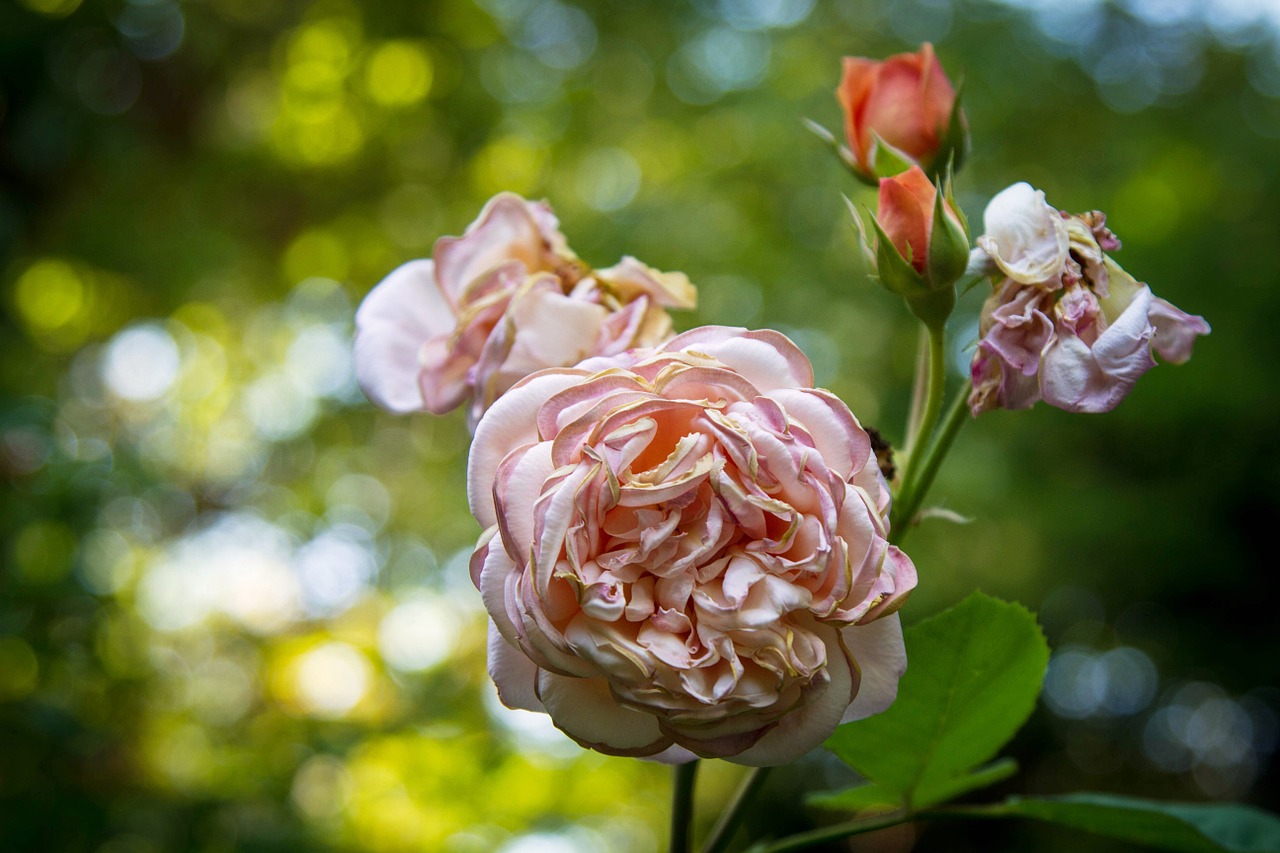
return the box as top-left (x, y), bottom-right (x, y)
top-left (2, 0), bottom-right (1277, 850)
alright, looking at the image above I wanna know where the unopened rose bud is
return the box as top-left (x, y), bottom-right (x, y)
top-left (836, 43), bottom-right (968, 184)
top-left (857, 166), bottom-right (969, 330)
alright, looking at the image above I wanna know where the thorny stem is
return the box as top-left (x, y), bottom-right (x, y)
top-left (671, 761), bottom-right (700, 853)
top-left (702, 767), bottom-right (772, 853)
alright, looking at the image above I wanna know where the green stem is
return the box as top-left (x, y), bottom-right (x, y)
top-left (903, 327), bottom-right (931, 459)
top-left (890, 380), bottom-right (972, 546)
top-left (750, 811), bottom-right (912, 853)
top-left (671, 761), bottom-right (700, 853)
top-left (702, 767), bottom-right (772, 853)
top-left (891, 324), bottom-right (947, 531)
top-left (751, 805), bottom-right (1004, 853)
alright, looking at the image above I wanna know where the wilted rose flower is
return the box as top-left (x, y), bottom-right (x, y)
top-left (837, 43), bottom-right (965, 182)
top-left (970, 183), bottom-right (1210, 415)
top-left (355, 193), bottom-right (696, 429)
top-left (468, 326), bottom-right (917, 765)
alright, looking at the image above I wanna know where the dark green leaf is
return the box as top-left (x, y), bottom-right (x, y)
top-left (990, 793), bottom-right (1280, 853)
top-left (824, 593), bottom-right (1048, 809)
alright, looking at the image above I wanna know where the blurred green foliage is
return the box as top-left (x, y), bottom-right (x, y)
top-left (1, 0), bottom-right (1277, 851)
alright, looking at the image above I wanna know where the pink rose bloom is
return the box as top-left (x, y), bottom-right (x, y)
top-left (467, 327), bottom-right (917, 765)
top-left (355, 193), bottom-right (696, 429)
top-left (969, 183), bottom-right (1210, 415)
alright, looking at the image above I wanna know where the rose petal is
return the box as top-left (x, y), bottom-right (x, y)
top-left (488, 622), bottom-right (544, 712)
top-left (536, 671), bottom-right (671, 756)
top-left (839, 613), bottom-right (906, 723)
top-left (354, 259), bottom-right (455, 413)
top-left (978, 183), bottom-right (1069, 287)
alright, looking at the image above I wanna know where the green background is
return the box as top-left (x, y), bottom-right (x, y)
top-left (2, 0), bottom-right (1276, 850)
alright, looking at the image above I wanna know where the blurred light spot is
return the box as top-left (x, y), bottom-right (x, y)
top-left (1044, 645), bottom-right (1158, 720)
top-left (286, 324), bottom-right (354, 398)
top-left (0, 636), bottom-right (40, 700)
top-left (575, 148), bottom-right (640, 212)
top-left (889, 0), bottom-right (953, 45)
top-left (244, 372), bottom-right (319, 441)
top-left (14, 259), bottom-right (85, 333)
top-left (480, 49), bottom-right (565, 103)
top-left (365, 41), bottom-right (434, 106)
top-left (13, 520), bottom-right (76, 584)
top-left (326, 473), bottom-right (391, 531)
top-left (1112, 172), bottom-right (1182, 243)
top-left (669, 27), bottom-right (771, 103)
top-left (294, 526), bottom-right (377, 616)
top-left (500, 832), bottom-right (589, 853)
top-left (76, 47), bottom-right (142, 115)
top-left (283, 229), bottom-right (350, 283)
top-left (187, 658), bottom-right (255, 725)
top-left (138, 514), bottom-right (299, 633)
top-left (18, 0), bottom-right (81, 16)
top-left (470, 136), bottom-right (546, 196)
top-left (1143, 682), bottom-right (1264, 796)
top-left (291, 754), bottom-right (353, 820)
top-left (377, 593), bottom-right (462, 672)
top-left (516, 1), bottom-right (597, 70)
top-left (116, 0), bottom-right (185, 61)
top-left (295, 641), bottom-right (372, 717)
top-left (102, 323), bottom-right (181, 402)
top-left (718, 0), bottom-right (814, 30)
top-left (2, 425), bottom-right (52, 476)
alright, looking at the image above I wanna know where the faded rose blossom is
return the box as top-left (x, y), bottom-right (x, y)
top-left (970, 183), bottom-right (1210, 415)
top-left (354, 193), bottom-right (696, 430)
top-left (837, 43), bottom-right (965, 182)
top-left (468, 327), bottom-right (917, 765)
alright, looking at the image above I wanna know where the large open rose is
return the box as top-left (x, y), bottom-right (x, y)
top-left (467, 327), bottom-right (917, 765)
top-left (355, 193), bottom-right (695, 429)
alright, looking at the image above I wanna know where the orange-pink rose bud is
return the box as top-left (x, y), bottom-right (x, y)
top-left (859, 166), bottom-right (969, 330)
top-left (837, 43), bottom-right (966, 183)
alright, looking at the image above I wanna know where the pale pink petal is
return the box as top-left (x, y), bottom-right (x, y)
top-left (731, 629), bottom-right (857, 767)
top-left (662, 327), bottom-right (815, 391)
top-left (536, 671), bottom-right (670, 756)
top-left (433, 193), bottom-right (556, 300)
top-left (1041, 285), bottom-right (1156, 413)
top-left (488, 623), bottom-right (543, 712)
top-left (1149, 296), bottom-right (1210, 364)
top-left (977, 183), bottom-right (1069, 287)
top-left (493, 442), bottom-right (556, 563)
top-left (644, 745), bottom-right (700, 765)
top-left (501, 286), bottom-right (609, 376)
top-left (354, 259), bottom-right (455, 413)
top-left (767, 388), bottom-right (871, 480)
top-left (839, 613), bottom-right (906, 723)
top-left (595, 256), bottom-right (698, 309)
top-left (468, 370), bottom-right (589, 527)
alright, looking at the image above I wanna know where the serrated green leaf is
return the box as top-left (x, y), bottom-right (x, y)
top-left (823, 593), bottom-right (1048, 809)
top-left (992, 794), bottom-right (1280, 853)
